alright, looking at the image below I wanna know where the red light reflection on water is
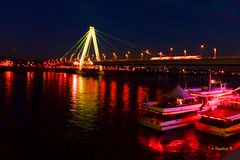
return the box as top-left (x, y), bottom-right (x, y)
top-left (137, 86), bottom-right (149, 108)
top-left (138, 129), bottom-right (200, 153)
top-left (100, 80), bottom-right (106, 104)
top-left (58, 73), bottom-right (67, 94)
top-left (148, 137), bottom-right (164, 152)
top-left (26, 72), bottom-right (34, 101)
top-left (110, 81), bottom-right (117, 108)
top-left (5, 71), bottom-right (13, 102)
top-left (122, 83), bottom-right (130, 108)
top-left (166, 140), bottom-right (184, 152)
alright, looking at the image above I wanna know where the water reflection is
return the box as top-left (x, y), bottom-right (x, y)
top-left (137, 86), bottom-right (148, 108)
top-left (4, 71), bottom-right (13, 104)
top-left (110, 80), bottom-right (117, 108)
top-left (26, 72), bottom-right (34, 101)
top-left (138, 127), bottom-right (240, 159)
top-left (1, 71), bottom-right (239, 159)
top-left (69, 75), bottom-right (99, 132)
top-left (122, 83), bottom-right (130, 109)
top-left (138, 129), bottom-right (196, 152)
top-left (99, 80), bottom-right (106, 105)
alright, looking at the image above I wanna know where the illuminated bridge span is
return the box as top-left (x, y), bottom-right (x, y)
top-left (93, 57), bottom-right (240, 67)
top-left (53, 26), bottom-right (240, 70)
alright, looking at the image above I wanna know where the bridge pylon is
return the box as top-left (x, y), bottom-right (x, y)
top-left (79, 26), bottom-right (102, 71)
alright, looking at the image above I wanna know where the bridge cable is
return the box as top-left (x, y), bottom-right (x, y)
top-left (95, 32), bottom-right (120, 53)
top-left (96, 30), bottom-right (145, 50)
top-left (61, 31), bottom-right (88, 60)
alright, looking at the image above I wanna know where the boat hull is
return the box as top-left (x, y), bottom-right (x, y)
top-left (139, 114), bottom-right (201, 131)
top-left (195, 122), bottom-right (240, 137)
top-left (142, 103), bottom-right (202, 114)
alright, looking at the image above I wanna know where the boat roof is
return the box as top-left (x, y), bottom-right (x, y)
top-left (162, 85), bottom-right (194, 99)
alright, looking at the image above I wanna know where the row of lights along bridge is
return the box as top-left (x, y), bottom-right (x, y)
top-left (49, 45), bottom-right (217, 64)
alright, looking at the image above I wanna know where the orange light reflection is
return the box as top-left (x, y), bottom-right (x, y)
top-left (5, 71), bottom-right (13, 103)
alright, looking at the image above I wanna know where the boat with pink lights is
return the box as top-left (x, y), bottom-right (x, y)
top-left (139, 85), bottom-right (203, 131)
top-left (142, 85), bottom-right (203, 114)
top-left (195, 95), bottom-right (240, 137)
top-left (187, 73), bottom-right (234, 110)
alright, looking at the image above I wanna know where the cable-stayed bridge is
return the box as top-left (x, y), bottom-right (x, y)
top-left (47, 26), bottom-right (240, 70)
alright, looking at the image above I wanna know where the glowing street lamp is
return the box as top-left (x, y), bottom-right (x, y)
top-left (145, 50), bottom-right (150, 54)
top-left (200, 44), bottom-right (204, 57)
top-left (183, 49), bottom-right (187, 56)
top-left (141, 53), bottom-right (144, 60)
top-left (113, 52), bottom-right (117, 60)
top-left (159, 51), bottom-right (163, 57)
top-left (127, 51), bottom-right (131, 59)
top-left (125, 54), bottom-right (128, 60)
top-left (170, 47), bottom-right (174, 56)
top-left (213, 48), bottom-right (217, 59)
top-left (102, 53), bottom-right (106, 60)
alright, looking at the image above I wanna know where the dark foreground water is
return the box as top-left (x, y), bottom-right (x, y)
top-left (0, 71), bottom-right (239, 160)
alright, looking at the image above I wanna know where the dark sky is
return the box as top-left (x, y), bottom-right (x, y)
top-left (1, 0), bottom-right (240, 59)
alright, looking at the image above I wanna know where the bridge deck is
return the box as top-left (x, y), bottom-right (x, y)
top-left (93, 58), bottom-right (240, 66)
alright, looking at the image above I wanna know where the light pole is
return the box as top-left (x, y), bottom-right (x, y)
top-left (113, 52), bottom-right (117, 60)
top-left (200, 44), bottom-right (204, 58)
top-left (213, 48), bottom-right (217, 59)
top-left (159, 51), bottom-right (163, 57)
top-left (125, 54), bottom-right (128, 60)
top-left (183, 50), bottom-right (187, 56)
top-left (141, 53), bottom-right (143, 60)
top-left (127, 51), bottom-right (130, 59)
top-left (170, 47), bottom-right (173, 56)
top-left (145, 50), bottom-right (150, 59)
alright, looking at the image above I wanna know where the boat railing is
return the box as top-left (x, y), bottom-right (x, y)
top-left (217, 95), bottom-right (240, 109)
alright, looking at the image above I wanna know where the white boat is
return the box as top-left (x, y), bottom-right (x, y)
top-left (142, 85), bottom-right (203, 115)
top-left (139, 85), bottom-right (202, 131)
top-left (196, 104), bottom-right (240, 137)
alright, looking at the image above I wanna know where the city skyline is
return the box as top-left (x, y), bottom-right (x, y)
top-left (1, 0), bottom-right (240, 59)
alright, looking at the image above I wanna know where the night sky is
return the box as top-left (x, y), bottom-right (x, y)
top-left (1, 0), bottom-right (240, 59)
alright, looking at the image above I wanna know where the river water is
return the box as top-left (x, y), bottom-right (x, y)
top-left (0, 71), bottom-right (239, 159)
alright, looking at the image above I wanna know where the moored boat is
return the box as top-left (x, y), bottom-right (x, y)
top-left (196, 102), bottom-right (240, 137)
top-left (142, 85), bottom-right (203, 115)
top-left (139, 85), bottom-right (203, 131)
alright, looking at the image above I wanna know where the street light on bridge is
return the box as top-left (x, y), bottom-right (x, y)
top-left (125, 54), bottom-right (128, 60)
top-left (102, 53), bottom-right (106, 60)
top-left (141, 53), bottom-right (144, 60)
top-left (170, 47), bottom-right (174, 56)
top-left (213, 48), bottom-right (217, 59)
top-left (127, 50), bottom-right (131, 59)
top-left (158, 51), bottom-right (163, 57)
top-left (200, 44), bottom-right (204, 57)
top-left (183, 49), bottom-right (187, 56)
top-left (113, 52), bottom-right (117, 60)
